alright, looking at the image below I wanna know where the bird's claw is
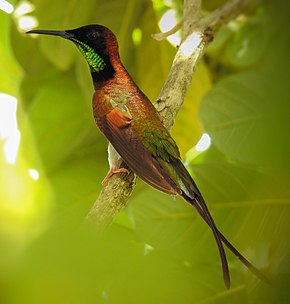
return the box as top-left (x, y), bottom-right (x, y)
top-left (102, 167), bottom-right (129, 186)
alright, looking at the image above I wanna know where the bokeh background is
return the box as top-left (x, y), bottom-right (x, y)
top-left (0, 0), bottom-right (289, 303)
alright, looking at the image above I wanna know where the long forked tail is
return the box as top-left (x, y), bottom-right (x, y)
top-left (181, 192), bottom-right (270, 285)
top-left (181, 192), bottom-right (230, 288)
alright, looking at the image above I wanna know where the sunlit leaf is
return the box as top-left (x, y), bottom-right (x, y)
top-left (21, 74), bottom-right (95, 169)
top-left (0, 12), bottom-right (22, 94)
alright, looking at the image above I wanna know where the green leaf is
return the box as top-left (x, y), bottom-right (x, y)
top-left (200, 69), bottom-right (289, 168)
top-left (200, 1), bottom-right (290, 168)
top-left (225, 21), bottom-right (267, 68)
top-left (32, 0), bottom-right (99, 69)
top-left (21, 74), bottom-right (94, 170)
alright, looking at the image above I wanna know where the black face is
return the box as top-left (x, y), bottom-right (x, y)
top-left (66, 24), bottom-right (108, 54)
top-left (27, 24), bottom-right (117, 82)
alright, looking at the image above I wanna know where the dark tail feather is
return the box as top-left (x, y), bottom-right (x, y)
top-left (181, 192), bottom-right (270, 285)
top-left (218, 230), bottom-right (270, 283)
top-left (171, 158), bottom-right (230, 287)
top-left (181, 193), bottom-right (230, 288)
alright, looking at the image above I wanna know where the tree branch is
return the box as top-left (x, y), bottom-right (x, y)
top-left (86, 0), bottom-right (253, 229)
top-left (86, 163), bottom-right (136, 229)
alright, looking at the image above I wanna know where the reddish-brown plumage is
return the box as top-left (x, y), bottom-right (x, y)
top-left (92, 66), bottom-right (179, 195)
top-left (93, 27), bottom-right (163, 130)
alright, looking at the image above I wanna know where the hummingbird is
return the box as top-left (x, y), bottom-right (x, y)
top-left (27, 24), bottom-right (267, 288)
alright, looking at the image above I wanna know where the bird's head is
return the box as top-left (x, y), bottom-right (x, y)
top-left (27, 24), bottom-right (118, 80)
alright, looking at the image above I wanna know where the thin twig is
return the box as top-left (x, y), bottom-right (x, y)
top-left (152, 19), bottom-right (183, 41)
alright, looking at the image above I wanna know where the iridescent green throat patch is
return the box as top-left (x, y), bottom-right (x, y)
top-left (71, 38), bottom-right (106, 72)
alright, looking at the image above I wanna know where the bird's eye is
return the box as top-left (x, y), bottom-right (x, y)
top-left (87, 31), bottom-right (100, 40)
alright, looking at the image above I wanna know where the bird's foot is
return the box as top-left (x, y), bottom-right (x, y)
top-left (102, 167), bottom-right (129, 186)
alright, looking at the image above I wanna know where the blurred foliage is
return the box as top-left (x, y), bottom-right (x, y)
top-left (0, 0), bottom-right (289, 303)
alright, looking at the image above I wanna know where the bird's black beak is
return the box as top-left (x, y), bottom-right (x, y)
top-left (26, 29), bottom-right (74, 39)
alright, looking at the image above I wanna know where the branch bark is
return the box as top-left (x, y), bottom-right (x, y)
top-left (86, 0), bottom-right (253, 229)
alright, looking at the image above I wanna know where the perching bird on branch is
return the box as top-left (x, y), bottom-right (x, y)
top-left (27, 24), bottom-right (267, 288)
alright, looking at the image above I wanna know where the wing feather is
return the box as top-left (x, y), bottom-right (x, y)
top-left (102, 108), bottom-right (179, 195)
